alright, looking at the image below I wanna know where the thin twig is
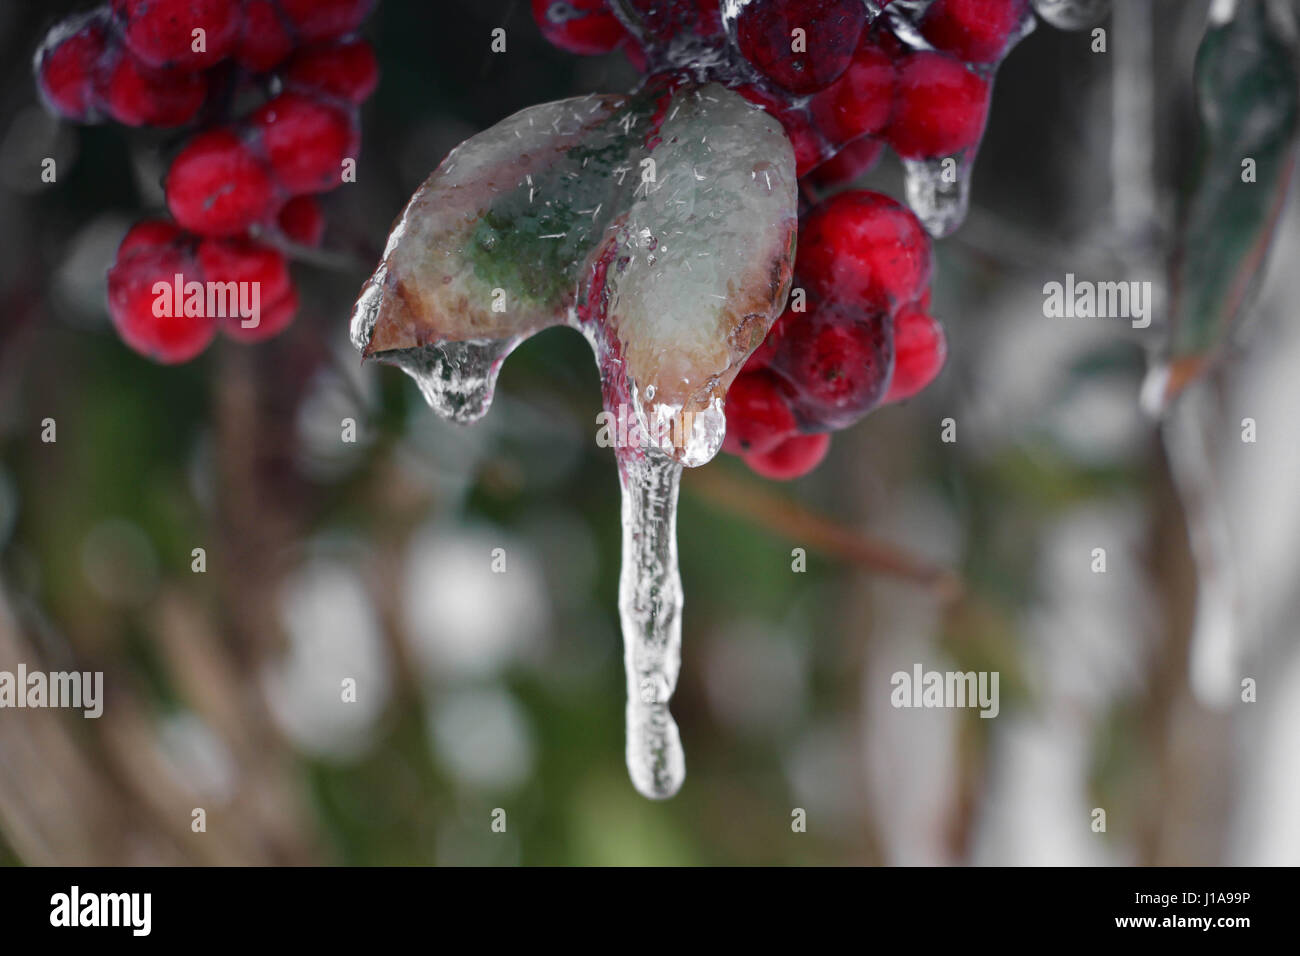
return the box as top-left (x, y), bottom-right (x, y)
top-left (684, 465), bottom-right (965, 601)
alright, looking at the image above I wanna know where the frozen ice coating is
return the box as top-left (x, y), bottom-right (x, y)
top-left (1031, 0), bottom-right (1112, 31)
top-left (350, 81), bottom-right (798, 798)
top-left (607, 86), bottom-right (797, 464)
top-left (351, 82), bottom-right (796, 460)
top-left (617, 448), bottom-right (686, 798)
top-left (885, 1), bottom-right (1035, 237)
top-left (902, 153), bottom-right (975, 239)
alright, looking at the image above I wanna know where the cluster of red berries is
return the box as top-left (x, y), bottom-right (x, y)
top-left (35, 0), bottom-right (379, 363)
top-left (533, 0), bottom-right (1026, 476)
top-left (534, 1), bottom-right (1027, 180)
top-left (723, 190), bottom-right (945, 478)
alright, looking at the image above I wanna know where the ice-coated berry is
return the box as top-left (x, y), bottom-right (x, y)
top-left (223, 282), bottom-right (299, 342)
top-left (620, 0), bottom-right (718, 44)
top-left (107, 243), bottom-right (216, 363)
top-left (744, 432), bottom-right (831, 480)
top-left (276, 0), bottom-right (376, 43)
top-left (249, 92), bottom-right (359, 194)
top-left (722, 370), bottom-right (799, 456)
top-left (798, 190), bottom-right (932, 314)
top-left (807, 136), bottom-right (884, 190)
top-left (196, 238), bottom-right (297, 342)
top-left (809, 36), bottom-right (895, 147)
top-left (737, 85), bottom-right (830, 178)
top-left (113, 0), bottom-right (240, 70)
top-left (885, 52), bottom-right (990, 159)
top-left (35, 16), bottom-right (108, 122)
top-left (768, 304), bottom-right (894, 430)
top-left (235, 0), bottom-right (295, 72)
top-left (101, 50), bottom-right (208, 127)
top-left (735, 0), bottom-right (867, 95)
top-left (165, 129), bottom-right (276, 237)
top-left (884, 302), bottom-right (947, 403)
top-left (117, 219), bottom-right (184, 259)
top-left (530, 0), bottom-right (628, 55)
top-left (196, 237), bottom-right (292, 305)
top-left (920, 0), bottom-right (1029, 65)
top-left (622, 37), bottom-right (648, 72)
top-left (696, 0), bottom-right (725, 38)
top-left (277, 195), bottom-right (326, 246)
top-left (284, 39), bottom-right (379, 104)
top-left (743, 302), bottom-right (796, 372)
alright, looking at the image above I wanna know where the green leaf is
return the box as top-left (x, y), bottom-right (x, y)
top-left (1160, 0), bottom-right (1300, 404)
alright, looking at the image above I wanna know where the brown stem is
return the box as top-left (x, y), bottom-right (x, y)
top-left (684, 465), bottom-right (964, 601)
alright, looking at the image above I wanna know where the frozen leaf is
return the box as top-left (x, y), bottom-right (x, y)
top-left (351, 80), bottom-right (797, 801)
top-left (1147, 0), bottom-right (1300, 411)
top-left (351, 81), bottom-right (797, 464)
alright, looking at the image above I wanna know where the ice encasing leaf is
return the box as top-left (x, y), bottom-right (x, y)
top-left (350, 80), bottom-right (798, 802)
top-left (350, 81), bottom-right (797, 464)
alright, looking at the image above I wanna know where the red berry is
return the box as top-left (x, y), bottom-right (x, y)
top-left (223, 282), bottom-right (299, 342)
top-left (783, 114), bottom-right (831, 178)
top-left (100, 49), bottom-right (207, 127)
top-left (530, 0), bottom-right (628, 55)
top-left (196, 237), bottom-right (292, 305)
top-left (35, 15), bottom-right (108, 122)
top-left (277, 195), bottom-right (326, 246)
top-left (768, 304), bottom-right (894, 430)
top-left (744, 303), bottom-right (796, 372)
top-left (276, 0), bottom-right (376, 43)
top-left (196, 237), bottom-right (297, 342)
top-left (696, 0), bottom-right (725, 38)
top-left (249, 92), bottom-right (359, 195)
top-left (619, 0), bottom-right (715, 44)
top-left (737, 85), bottom-right (830, 178)
top-left (884, 303), bottom-right (947, 402)
top-left (920, 0), bottom-right (1029, 65)
top-left (284, 39), bottom-right (379, 104)
top-left (744, 432), bottom-right (831, 480)
top-left (622, 38), bottom-right (648, 72)
top-left (809, 37), bottom-right (895, 147)
top-left (735, 0), bottom-right (867, 95)
top-left (165, 129), bottom-right (276, 237)
top-left (798, 190), bottom-right (932, 314)
top-left (107, 243), bottom-right (216, 363)
top-left (807, 136), bottom-right (884, 189)
top-left (113, 0), bottom-right (240, 70)
top-left (235, 0), bottom-right (295, 72)
top-left (885, 52), bottom-right (990, 159)
top-left (117, 219), bottom-right (184, 258)
top-left (722, 371), bottom-right (799, 456)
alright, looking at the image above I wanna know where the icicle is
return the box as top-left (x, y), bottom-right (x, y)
top-left (1031, 0), bottom-right (1112, 31)
top-left (386, 338), bottom-right (520, 425)
top-left (901, 152), bottom-right (975, 239)
top-left (615, 447), bottom-right (687, 799)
